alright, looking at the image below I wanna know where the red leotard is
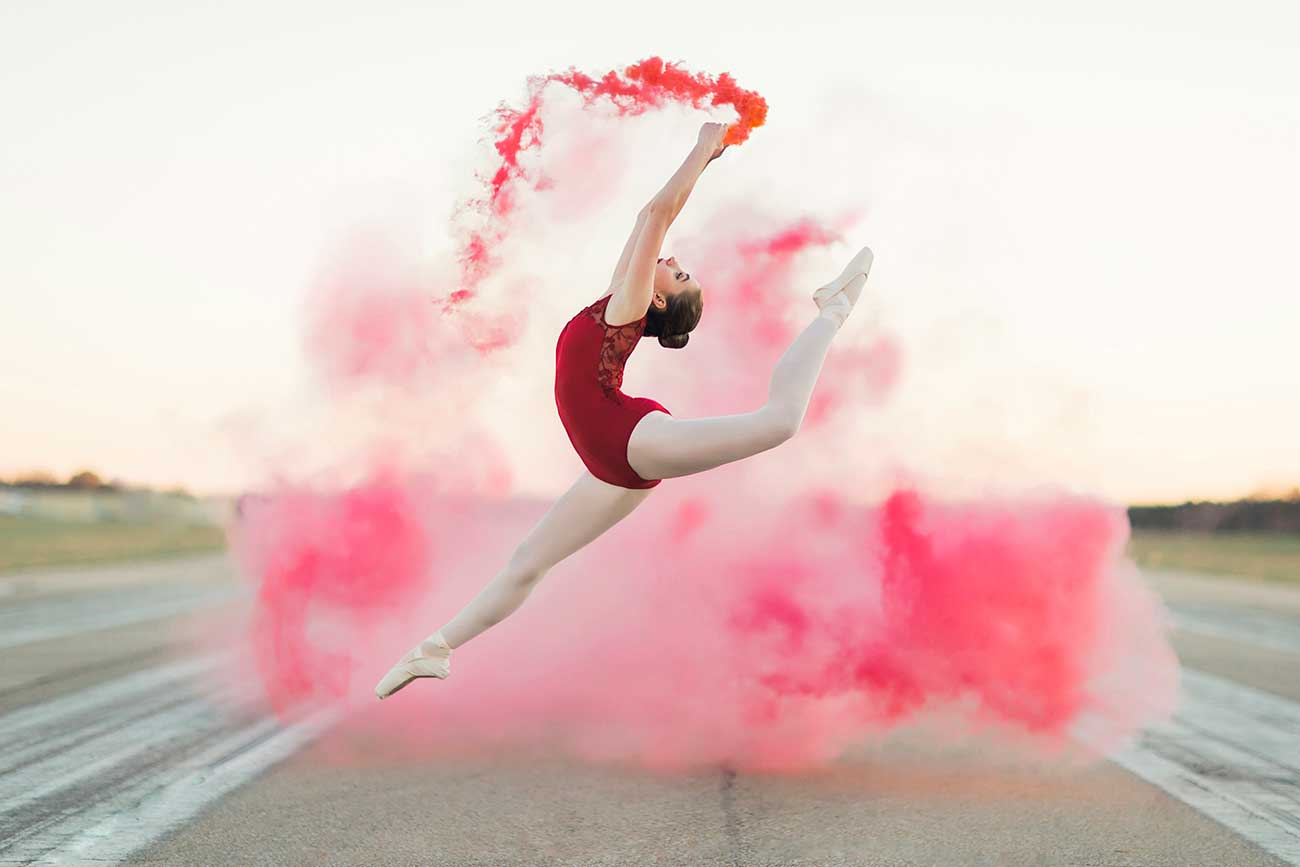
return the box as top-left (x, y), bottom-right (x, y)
top-left (554, 294), bottom-right (671, 489)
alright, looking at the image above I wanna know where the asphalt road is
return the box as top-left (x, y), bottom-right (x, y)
top-left (1, 554), bottom-right (1297, 866)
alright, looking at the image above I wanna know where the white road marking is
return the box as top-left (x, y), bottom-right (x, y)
top-left (0, 570), bottom-right (337, 864)
top-left (1113, 668), bottom-right (1300, 865)
top-left (0, 655), bottom-right (224, 755)
top-left (19, 709), bottom-right (340, 866)
top-left (1170, 604), bottom-right (1300, 656)
top-left (0, 584), bottom-right (240, 650)
top-left (0, 680), bottom-right (244, 811)
top-left (0, 654), bottom-right (339, 865)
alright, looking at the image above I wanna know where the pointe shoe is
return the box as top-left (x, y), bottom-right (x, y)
top-left (813, 245), bottom-right (875, 310)
top-left (374, 631), bottom-right (452, 700)
top-left (817, 290), bottom-right (854, 327)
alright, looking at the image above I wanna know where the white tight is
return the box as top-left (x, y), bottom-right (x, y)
top-left (437, 303), bottom-right (847, 650)
top-left (625, 311), bottom-right (841, 480)
top-left (438, 472), bottom-right (653, 648)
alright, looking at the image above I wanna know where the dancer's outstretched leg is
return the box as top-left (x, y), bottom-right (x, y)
top-left (627, 248), bottom-right (873, 481)
top-left (438, 473), bottom-right (653, 647)
top-left (375, 472), bottom-right (653, 698)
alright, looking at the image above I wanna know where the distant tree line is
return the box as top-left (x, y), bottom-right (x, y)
top-left (0, 470), bottom-right (193, 498)
top-left (1129, 494), bottom-right (1300, 533)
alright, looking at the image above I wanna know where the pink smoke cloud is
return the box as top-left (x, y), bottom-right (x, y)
top-left (227, 477), bottom-right (1174, 771)
top-left (218, 58), bottom-right (1178, 775)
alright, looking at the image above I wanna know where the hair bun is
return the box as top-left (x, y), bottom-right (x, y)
top-left (658, 332), bottom-right (690, 349)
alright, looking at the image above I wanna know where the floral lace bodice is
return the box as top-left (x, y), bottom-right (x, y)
top-left (586, 296), bottom-right (646, 395)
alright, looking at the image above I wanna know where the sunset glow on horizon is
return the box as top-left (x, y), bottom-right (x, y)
top-left (3, 0), bottom-right (1298, 505)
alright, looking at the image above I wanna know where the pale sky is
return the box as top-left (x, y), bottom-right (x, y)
top-left (2, 0), bottom-right (1297, 504)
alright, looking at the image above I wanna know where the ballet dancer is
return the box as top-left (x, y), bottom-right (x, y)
top-left (375, 121), bottom-right (874, 698)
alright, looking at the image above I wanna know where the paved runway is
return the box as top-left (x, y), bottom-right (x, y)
top-left (1, 554), bottom-right (1297, 865)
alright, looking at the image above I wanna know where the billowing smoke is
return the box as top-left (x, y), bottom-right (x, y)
top-left (219, 57), bottom-right (1177, 772)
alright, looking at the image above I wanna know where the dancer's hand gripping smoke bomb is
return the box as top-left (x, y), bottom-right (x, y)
top-left (700, 121), bottom-right (730, 163)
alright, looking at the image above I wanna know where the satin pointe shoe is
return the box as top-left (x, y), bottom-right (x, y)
top-left (375, 631), bottom-right (452, 700)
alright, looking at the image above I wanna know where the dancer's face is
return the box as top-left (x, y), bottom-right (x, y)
top-left (653, 256), bottom-right (702, 310)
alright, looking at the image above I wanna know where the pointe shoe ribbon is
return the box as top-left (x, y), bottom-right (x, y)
top-left (813, 245), bottom-right (875, 309)
top-left (374, 631), bottom-right (452, 700)
top-left (817, 291), bottom-right (854, 327)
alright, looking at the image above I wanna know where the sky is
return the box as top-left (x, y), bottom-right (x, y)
top-left (2, 0), bottom-right (1297, 505)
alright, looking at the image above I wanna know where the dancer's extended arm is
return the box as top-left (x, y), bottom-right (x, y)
top-left (645, 122), bottom-right (728, 225)
top-left (607, 123), bottom-right (728, 320)
top-left (606, 205), bottom-right (651, 292)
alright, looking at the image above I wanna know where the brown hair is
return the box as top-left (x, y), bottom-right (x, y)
top-left (643, 288), bottom-right (703, 349)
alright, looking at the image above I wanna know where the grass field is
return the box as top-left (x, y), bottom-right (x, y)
top-left (0, 515), bottom-right (227, 574)
top-left (1129, 529), bottom-right (1300, 584)
top-left (2, 514), bottom-right (1296, 584)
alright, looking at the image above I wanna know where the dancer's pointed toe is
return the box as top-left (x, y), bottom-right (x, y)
top-left (813, 245), bottom-right (874, 311)
top-left (374, 631), bottom-right (452, 700)
top-left (813, 246), bottom-right (874, 325)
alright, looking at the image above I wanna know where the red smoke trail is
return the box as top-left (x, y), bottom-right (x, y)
top-left (449, 57), bottom-right (768, 313)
